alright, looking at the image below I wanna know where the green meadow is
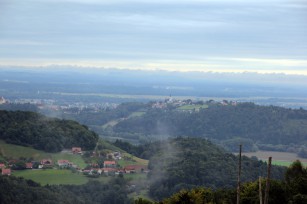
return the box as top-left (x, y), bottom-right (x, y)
top-left (13, 169), bottom-right (88, 185)
top-left (0, 140), bottom-right (51, 160)
top-left (177, 104), bottom-right (208, 111)
top-left (0, 140), bottom-right (86, 168)
top-left (242, 150), bottom-right (307, 167)
top-left (124, 173), bottom-right (147, 181)
top-left (117, 153), bottom-right (149, 167)
top-left (52, 153), bottom-right (87, 168)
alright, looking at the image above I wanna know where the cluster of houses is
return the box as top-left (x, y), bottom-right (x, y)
top-left (152, 98), bottom-right (238, 110)
top-left (1, 147), bottom-right (148, 177)
top-left (83, 160), bottom-right (147, 176)
top-left (0, 147), bottom-right (83, 176)
top-left (0, 96), bottom-right (6, 104)
top-left (0, 163), bottom-right (11, 176)
top-left (151, 97), bottom-right (190, 109)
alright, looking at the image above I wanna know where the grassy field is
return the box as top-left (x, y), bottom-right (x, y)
top-left (272, 161), bottom-right (296, 166)
top-left (52, 153), bottom-right (87, 168)
top-left (13, 169), bottom-right (88, 185)
top-left (0, 140), bottom-right (86, 168)
top-left (124, 173), bottom-right (147, 181)
top-left (177, 104), bottom-right (208, 111)
top-left (102, 120), bottom-right (119, 128)
top-left (117, 153), bottom-right (149, 167)
top-left (102, 111), bottom-right (145, 128)
top-left (128, 111), bottom-right (146, 118)
top-left (242, 151), bottom-right (307, 167)
top-left (0, 140), bottom-right (52, 160)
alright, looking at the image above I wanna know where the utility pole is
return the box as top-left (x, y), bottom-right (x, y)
top-left (264, 157), bottom-right (272, 204)
top-left (259, 176), bottom-right (263, 204)
top-left (237, 144), bottom-right (242, 204)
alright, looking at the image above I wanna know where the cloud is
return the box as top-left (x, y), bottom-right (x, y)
top-left (0, 0), bottom-right (306, 74)
top-left (0, 57), bottom-right (307, 76)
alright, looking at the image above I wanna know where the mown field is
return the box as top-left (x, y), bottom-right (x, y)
top-left (177, 104), bottom-right (208, 111)
top-left (242, 150), bottom-right (307, 166)
top-left (0, 140), bottom-right (87, 168)
top-left (102, 111), bottom-right (146, 129)
top-left (13, 169), bottom-right (88, 185)
top-left (117, 153), bottom-right (149, 167)
top-left (0, 140), bottom-right (51, 160)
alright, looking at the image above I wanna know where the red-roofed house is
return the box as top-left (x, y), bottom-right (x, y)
top-left (41, 159), bottom-right (53, 165)
top-left (25, 163), bottom-right (33, 169)
top-left (57, 160), bottom-right (72, 167)
top-left (72, 147), bottom-right (82, 154)
top-left (103, 161), bottom-right (116, 168)
top-left (102, 168), bottom-right (117, 174)
top-left (124, 165), bottom-right (147, 173)
top-left (0, 163), bottom-right (5, 169)
top-left (1, 168), bottom-right (11, 176)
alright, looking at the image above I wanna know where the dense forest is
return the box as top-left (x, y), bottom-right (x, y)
top-left (0, 110), bottom-right (98, 152)
top-left (112, 102), bottom-right (307, 153)
top-left (114, 137), bottom-right (286, 200)
top-left (159, 160), bottom-right (307, 204)
top-left (62, 102), bottom-right (147, 126)
top-left (0, 176), bottom-right (130, 204)
top-left (136, 161), bottom-right (306, 204)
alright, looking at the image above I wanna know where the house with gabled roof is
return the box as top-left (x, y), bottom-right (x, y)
top-left (41, 159), bottom-right (52, 165)
top-left (25, 163), bottom-right (33, 169)
top-left (103, 161), bottom-right (116, 168)
top-left (72, 147), bottom-right (82, 154)
top-left (124, 165), bottom-right (148, 173)
top-left (40, 159), bottom-right (53, 168)
top-left (102, 167), bottom-right (117, 176)
top-left (0, 163), bottom-right (5, 169)
top-left (1, 168), bottom-right (11, 176)
top-left (57, 160), bottom-right (72, 168)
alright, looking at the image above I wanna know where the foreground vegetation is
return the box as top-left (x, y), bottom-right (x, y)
top-left (0, 176), bottom-right (131, 204)
top-left (147, 138), bottom-right (286, 200)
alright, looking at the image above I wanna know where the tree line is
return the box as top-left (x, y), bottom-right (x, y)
top-left (113, 137), bottom-right (286, 200)
top-left (0, 110), bottom-right (98, 152)
top-left (0, 176), bottom-right (131, 204)
top-left (113, 102), bottom-right (307, 154)
top-left (135, 160), bottom-right (307, 204)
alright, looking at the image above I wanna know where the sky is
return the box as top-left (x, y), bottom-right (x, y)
top-left (0, 0), bottom-right (306, 74)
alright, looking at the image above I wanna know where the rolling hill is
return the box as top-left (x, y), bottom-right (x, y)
top-left (0, 110), bottom-right (98, 152)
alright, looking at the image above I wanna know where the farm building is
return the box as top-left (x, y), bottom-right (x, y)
top-left (72, 147), bottom-right (82, 154)
top-left (1, 168), bottom-right (11, 176)
top-left (58, 160), bottom-right (72, 167)
top-left (103, 161), bottom-right (116, 168)
top-left (25, 163), bottom-right (33, 169)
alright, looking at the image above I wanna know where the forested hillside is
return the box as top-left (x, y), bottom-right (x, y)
top-left (60, 102), bottom-right (147, 126)
top-left (114, 137), bottom-right (286, 200)
top-left (112, 102), bottom-right (307, 153)
top-left (0, 110), bottom-right (98, 152)
top-left (0, 176), bottom-right (130, 204)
